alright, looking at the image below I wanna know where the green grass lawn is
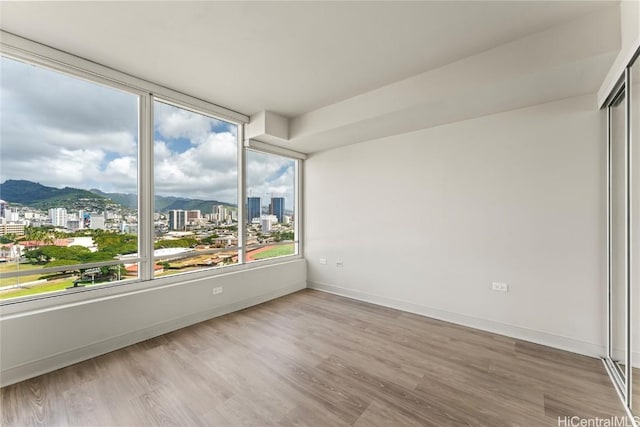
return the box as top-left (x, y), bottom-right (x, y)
top-left (253, 244), bottom-right (295, 260)
top-left (0, 279), bottom-right (76, 299)
top-left (0, 245), bottom-right (295, 299)
top-left (0, 262), bottom-right (45, 286)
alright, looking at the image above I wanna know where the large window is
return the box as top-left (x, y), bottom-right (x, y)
top-left (0, 47), bottom-right (302, 304)
top-left (0, 56), bottom-right (139, 300)
top-left (153, 101), bottom-right (239, 277)
top-left (245, 150), bottom-right (297, 262)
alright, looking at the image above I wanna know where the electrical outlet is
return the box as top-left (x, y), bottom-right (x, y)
top-left (336, 261), bottom-right (343, 268)
top-left (492, 282), bottom-right (508, 292)
top-left (320, 258), bottom-right (327, 265)
top-left (212, 286), bottom-right (223, 295)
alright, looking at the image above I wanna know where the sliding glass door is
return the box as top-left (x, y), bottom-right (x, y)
top-left (610, 86), bottom-right (627, 382)
top-left (604, 52), bottom-right (639, 423)
top-left (631, 55), bottom-right (640, 417)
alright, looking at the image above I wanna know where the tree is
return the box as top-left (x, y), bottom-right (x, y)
top-left (199, 234), bottom-right (219, 245)
top-left (154, 238), bottom-right (198, 249)
top-left (45, 259), bottom-right (81, 269)
top-left (25, 245), bottom-right (93, 265)
top-left (93, 233), bottom-right (137, 256)
top-left (43, 232), bottom-right (54, 246)
top-left (0, 234), bottom-right (16, 244)
top-left (24, 226), bottom-right (48, 248)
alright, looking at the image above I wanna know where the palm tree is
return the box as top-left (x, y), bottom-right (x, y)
top-left (24, 227), bottom-right (40, 247)
top-left (43, 232), bottom-right (54, 246)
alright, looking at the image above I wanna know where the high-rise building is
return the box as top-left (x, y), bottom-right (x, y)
top-left (82, 212), bottom-right (91, 229)
top-left (66, 219), bottom-right (82, 231)
top-left (7, 208), bottom-right (19, 222)
top-left (260, 217), bottom-right (272, 233)
top-left (77, 210), bottom-right (85, 229)
top-left (247, 197), bottom-right (261, 223)
top-left (48, 207), bottom-right (68, 227)
top-left (90, 214), bottom-right (105, 230)
top-left (0, 200), bottom-right (6, 219)
top-left (186, 210), bottom-right (201, 222)
top-left (269, 197), bottom-right (285, 223)
top-left (214, 205), bottom-right (227, 223)
top-left (168, 210), bottom-right (187, 231)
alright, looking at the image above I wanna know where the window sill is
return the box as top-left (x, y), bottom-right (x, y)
top-left (0, 254), bottom-right (303, 318)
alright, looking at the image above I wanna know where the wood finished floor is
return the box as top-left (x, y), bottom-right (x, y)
top-left (1, 289), bottom-right (626, 427)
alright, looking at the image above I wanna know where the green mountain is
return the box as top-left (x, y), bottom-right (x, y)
top-left (0, 180), bottom-right (111, 211)
top-left (89, 189), bottom-right (137, 209)
top-left (90, 189), bottom-right (236, 213)
top-left (0, 180), bottom-right (236, 213)
top-left (154, 195), bottom-right (236, 213)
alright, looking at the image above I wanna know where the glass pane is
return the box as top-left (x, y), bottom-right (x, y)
top-left (631, 58), bottom-right (640, 415)
top-left (611, 88), bottom-right (627, 380)
top-left (153, 101), bottom-right (238, 277)
top-left (245, 150), bottom-right (296, 262)
top-left (0, 57), bottom-right (139, 300)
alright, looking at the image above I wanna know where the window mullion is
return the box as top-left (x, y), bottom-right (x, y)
top-left (238, 125), bottom-right (246, 264)
top-left (295, 159), bottom-right (303, 257)
top-left (138, 94), bottom-right (154, 281)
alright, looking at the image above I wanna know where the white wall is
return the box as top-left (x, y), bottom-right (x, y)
top-left (305, 94), bottom-right (607, 357)
top-left (0, 259), bottom-right (306, 386)
top-left (620, 0), bottom-right (639, 56)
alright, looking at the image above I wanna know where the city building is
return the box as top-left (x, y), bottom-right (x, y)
top-left (5, 208), bottom-right (19, 222)
top-left (0, 200), bottom-right (6, 219)
top-left (269, 197), bottom-right (284, 223)
top-left (259, 214), bottom-right (277, 233)
top-left (89, 214), bottom-right (105, 230)
top-left (247, 197), bottom-right (260, 223)
top-left (212, 235), bottom-right (238, 247)
top-left (186, 210), bottom-right (200, 222)
top-left (82, 212), bottom-right (91, 229)
top-left (0, 223), bottom-right (25, 237)
top-left (48, 207), bottom-right (67, 227)
top-left (121, 223), bottom-right (138, 234)
top-left (1, 3), bottom-right (638, 425)
top-left (66, 219), bottom-right (81, 231)
top-left (214, 205), bottom-right (227, 223)
top-left (167, 210), bottom-right (187, 231)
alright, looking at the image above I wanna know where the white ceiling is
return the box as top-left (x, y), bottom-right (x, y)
top-left (0, 1), bottom-right (616, 119)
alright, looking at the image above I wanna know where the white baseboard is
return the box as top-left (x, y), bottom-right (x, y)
top-left (307, 280), bottom-right (610, 360)
top-left (1, 282), bottom-right (305, 387)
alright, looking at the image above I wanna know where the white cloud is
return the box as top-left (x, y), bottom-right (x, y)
top-left (155, 103), bottom-right (212, 143)
top-left (154, 132), bottom-right (238, 202)
top-left (103, 156), bottom-right (137, 190)
top-left (246, 151), bottom-right (295, 210)
top-left (0, 56), bottom-right (293, 207)
top-left (46, 148), bottom-right (105, 187)
top-left (42, 128), bottom-right (137, 155)
top-left (154, 140), bottom-right (172, 161)
top-left (0, 56), bottom-right (139, 193)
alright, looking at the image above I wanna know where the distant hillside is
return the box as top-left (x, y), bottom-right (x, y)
top-left (0, 180), bottom-right (235, 213)
top-left (90, 190), bottom-right (236, 213)
top-left (89, 189), bottom-right (137, 209)
top-left (155, 195), bottom-right (236, 213)
top-left (0, 180), bottom-right (110, 210)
